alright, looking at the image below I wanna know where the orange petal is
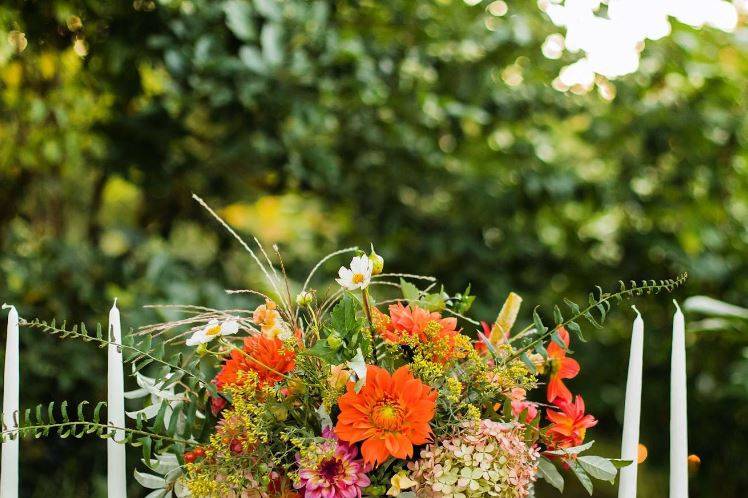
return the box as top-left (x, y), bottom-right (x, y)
top-left (558, 357), bottom-right (580, 380)
top-left (361, 437), bottom-right (391, 466)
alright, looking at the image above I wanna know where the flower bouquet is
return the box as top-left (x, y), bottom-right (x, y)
top-left (8, 198), bottom-right (686, 498)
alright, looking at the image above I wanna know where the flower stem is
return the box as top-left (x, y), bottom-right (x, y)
top-left (361, 288), bottom-right (378, 365)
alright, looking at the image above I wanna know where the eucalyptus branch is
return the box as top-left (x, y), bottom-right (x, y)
top-left (502, 273), bottom-right (688, 365)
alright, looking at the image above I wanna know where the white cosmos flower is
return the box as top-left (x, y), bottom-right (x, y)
top-left (336, 255), bottom-right (373, 290)
top-left (185, 319), bottom-right (239, 346)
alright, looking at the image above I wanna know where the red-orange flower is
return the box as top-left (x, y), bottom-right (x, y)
top-left (546, 326), bottom-right (580, 403)
top-left (335, 365), bottom-right (437, 466)
top-left (215, 335), bottom-right (296, 390)
top-left (545, 395), bottom-right (597, 449)
top-left (379, 302), bottom-right (458, 342)
top-left (374, 303), bottom-right (465, 364)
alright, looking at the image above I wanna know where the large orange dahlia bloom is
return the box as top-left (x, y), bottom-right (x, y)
top-left (215, 335), bottom-right (296, 390)
top-left (335, 365), bottom-right (437, 466)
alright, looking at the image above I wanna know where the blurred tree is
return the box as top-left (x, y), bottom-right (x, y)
top-left (1, 0), bottom-right (747, 496)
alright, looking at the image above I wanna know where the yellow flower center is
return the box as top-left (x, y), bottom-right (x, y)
top-left (352, 273), bottom-right (365, 284)
top-left (206, 324), bottom-right (222, 337)
top-left (548, 357), bottom-right (561, 376)
top-left (372, 399), bottom-right (404, 430)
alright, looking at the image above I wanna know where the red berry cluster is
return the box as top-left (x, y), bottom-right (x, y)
top-left (183, 447), bottom-right (205, 463)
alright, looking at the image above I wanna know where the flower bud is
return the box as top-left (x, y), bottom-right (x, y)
top-left (327, 332), bottom-right (344, 351)
top-left (210, 396), bottom-right (227, 416)
top-left (269, 404), bottom-right (288, 421)
top-left (296, 290), bottom-right (314, 307)
top-left (366, 485), bottom-right (386, 496)
top-left (368, 246), bottom-right (384, 275)
top-left (196, 343), bottom-right (209, 357)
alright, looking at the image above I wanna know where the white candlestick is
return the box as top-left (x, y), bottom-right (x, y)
top-left (108, 300), bottom-right (127, 498)
top-left (618, 307), bottom-right (644, 498)
top-left (670, 301), bottom-right (688, 498)
top-left (1, 304), bottom-right (19, 498)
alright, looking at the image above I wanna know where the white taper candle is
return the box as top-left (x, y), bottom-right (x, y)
top-left (618, 306), bottom-right (644, 498)
top-left (670, 300), bottom-right (688, 498)
top-left (107, 300), bottom-right (127, 498)
top-left (1, 304), bottom-right (19, 498)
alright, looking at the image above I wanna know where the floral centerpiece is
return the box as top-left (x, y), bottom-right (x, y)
top-left (6, 197), bottom-right (686, 497)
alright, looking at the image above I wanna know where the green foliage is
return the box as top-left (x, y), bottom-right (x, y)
top-left (0, 399), bottom-right (188, 462)
top-left (507, 274), bottom-right (688, 363)
top-left (307, 293), bottom-right (368, 363)
top-left (538, 441), bottom-right (625, 495)
top-left (1, 0), bottom-right (747, 496)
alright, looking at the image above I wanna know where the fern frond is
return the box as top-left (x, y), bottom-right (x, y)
top-left (19, 318), bottom-right (215, 396)
top-left (1, 401), bottom-right (191, 460)
top-left (504, 273), bottom-right (687, 363)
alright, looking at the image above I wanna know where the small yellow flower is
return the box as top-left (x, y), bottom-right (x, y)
top-left (387, 470), bottom-right (417, 496)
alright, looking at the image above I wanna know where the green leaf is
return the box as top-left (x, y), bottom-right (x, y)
top-left (607, 458), bottom-right (633, 469)
top-left (141, 436), bottom-right (153, 462)
top-left (570, 459), bottom-right (594, 495)
top-left (421, 292), bottom-right (445, 312)
top-left (537, 456), bottom-right (564, 493)
top-left (260, 24), bottom-right (283, 67)
top-left (533, 308), bottom-right (548, 335)
top-left (563, 298), bottom-right (581, 315)
top-left (329, 294), bottom-right (360, 338)
top-left (553, 305), bottom-right (563, 324)
top-left (545, 440), bottom-right (595, 456)
top-left (224, 0), bottom-right (256, 41)
top-left (400, 278), bottom-right (420, 302)
top-left (306, 340), bottom-right (340, 364)
top-left (566, 320), bottom-right (587, 342)
top-left (550, 330), bottom-right (567, 350)
top-left (578, 455), bottom-right (618, 483)
top-left (520, 352), bottom-right (536, 373)
top-left (254, 0), bottom-right (281, 20)
top-left (456, 284), bottom-right (475, 313)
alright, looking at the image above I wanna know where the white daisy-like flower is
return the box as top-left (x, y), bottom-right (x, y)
top-left (185, 319), bottom-right (239, 346)
top-left (336, 255), bottom-right (373, 290)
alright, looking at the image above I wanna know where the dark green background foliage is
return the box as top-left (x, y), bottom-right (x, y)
top-left (1, 0), bottom-right (747, 496)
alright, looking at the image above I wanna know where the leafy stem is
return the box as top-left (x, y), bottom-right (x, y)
top-left (361, 287), bottom-right (378, 365)
top-left (1, 421), bottom-right (189, 446)
top-left (502, 273), bottom-right (688, 365)
top-left (20, 318), bottom-right (213, 392)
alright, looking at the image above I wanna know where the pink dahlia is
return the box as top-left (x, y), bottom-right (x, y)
top-left (295, 428), bottom-right (371, 498)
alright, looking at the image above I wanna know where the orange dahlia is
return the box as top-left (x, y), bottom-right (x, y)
top-left (545, 395), bottom-right (597, 449)
top-left (335, 365), bottom-right (437, 466)
top-left (373, 303), bottom-right (465, 363)
top-left (377, 302), bottom-right (458, 343)
top-left (215, 335), bottom-right (296, 390)
top-left (546, 326), bottom-right (580, 403)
